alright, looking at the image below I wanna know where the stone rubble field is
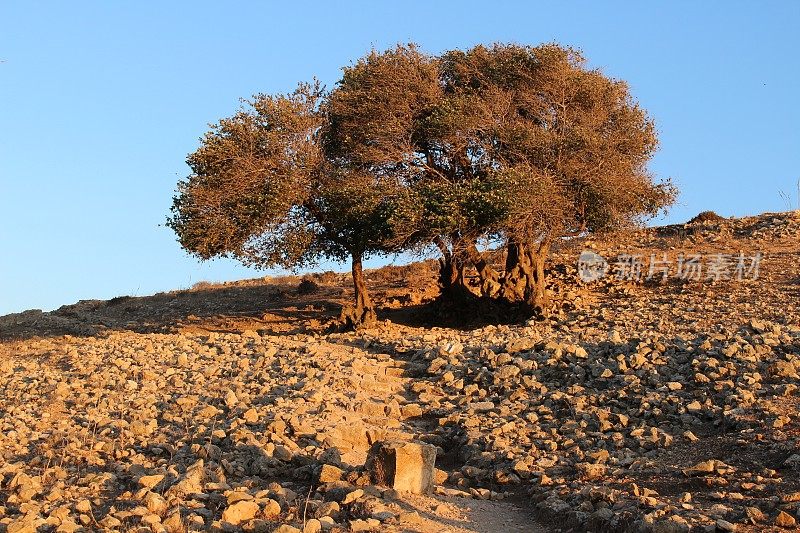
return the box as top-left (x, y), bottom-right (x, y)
top-left (1, 211), bottom-right (800, 533)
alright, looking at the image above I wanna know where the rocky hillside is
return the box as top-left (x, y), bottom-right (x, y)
top-left (1, 211), bottom-right (799, 533)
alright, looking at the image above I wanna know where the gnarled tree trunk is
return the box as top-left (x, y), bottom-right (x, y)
top-left (340, 253), bottom-right (376, 329)
top-left (500, 239), bottom-right (551, 315)
top-left (435, 236), bottom-right (473, 303)
top-left (466, 243), bottom-right (501, 298)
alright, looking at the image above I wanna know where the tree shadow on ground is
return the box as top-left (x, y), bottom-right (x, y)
top-left (0, 282), bottom-right (348, 343)
top-left (0, 273), bottom-right (542, 343)
top-left (377, 297), bottom-right (537, 331)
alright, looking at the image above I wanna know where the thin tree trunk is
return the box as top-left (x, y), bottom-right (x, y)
top-left (434, 236), bottom-right (455, 289)
top-left (529, 241), bottom-right (549, 315)
top-left (341, 253), bottom-right (376, 329)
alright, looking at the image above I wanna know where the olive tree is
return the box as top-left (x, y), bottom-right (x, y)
top-left (328, 43), bottom-right (675, 313)
top-left (167, 82), bottom-right (393, 327)
top-left (437, 44), bottom-right (676, 312)
top-left (169, 42), bottom-right (676, 325)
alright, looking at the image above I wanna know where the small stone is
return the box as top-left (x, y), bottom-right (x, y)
top-left (319, 464), bottom-right (344, 483)
top-left (144, 491), bottom-right (168, 515)
top-left (682, 460), bottom-right (717, 476)
top-left (56, 519), bottom-right (81, 533)
top-left (349, 518), bottom-right (380, 531)
top-left (166, 459), bottom-right (205, 498)
top-left (163, 512), bottom-right (184, 533)
top-left (780, 491), bottom-right (800, 503)
top-left (7, 518), bottom-right (38, 533)
top-left (342, 489), bottom-right (364, 504)
top-left (141, 514), bottom-right (161, 526)
top-left (227, 492), bottom-right (254, 504)
top-left (683, 431), bottom-right (699, 443)
top-left (75, 500), bottom-right (92, 513)
top-left (262, 498), bottom-right (282, 519)
top-left (225, 389), bottom-right (239, 409)
top-left (769, 361), bottom-right (797, 378)
top-left (576, 462), bottom-right (607, 480)
top-left (315, 501), bottom-right (340, 518)
top-left (400, 404), bottom-right (423, 418)
top-left (470, 401), bottom-right (495, 413)
top-left (99, 516), bottom-right (122, 529)
top-left (304, 519), bottom-right (322, 533)
top-left (250, 520), bottom-right (272, 533)
top-left (775, 511), bottom-right (797, 528)
top-left (505, 338), bottom-right (535, 353)
top-left (398, 511), bottom-right (422, 525)
top-left (317, 516), bottom-right (336, 530)
top-left (221, 500), bottom-right (260, 525)
top-left (274, 445), bottom-right (293, 461)
top-left (138, 474), bottom-right (165, 489)
top-left (243, 408), bottom-right (259, 423)
top-left (273, 526), bottom-right (302, 533)
top-left (716, 519), bottom-right (736, 532)
top-left (744, 506), bottom-right (765, 524)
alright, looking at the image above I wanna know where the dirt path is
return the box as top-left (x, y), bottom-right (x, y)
top-left (383, 492), bottom-right (547, 532)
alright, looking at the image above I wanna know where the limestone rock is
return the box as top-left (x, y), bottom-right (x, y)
top-left (318, 464), bottom-right (344, 483)
top-left (775, 511), bottom-right (796, 528)
top-left (366, 441), bottom-right (436, 494)
top-left (222, 500), bottom-right (260, 525)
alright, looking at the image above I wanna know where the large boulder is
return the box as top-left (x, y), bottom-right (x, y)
top-left (365, 441), bottom-right (437, 494)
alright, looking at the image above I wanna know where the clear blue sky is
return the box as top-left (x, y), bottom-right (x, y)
top-left (1, 1), bottom-right (799, 315)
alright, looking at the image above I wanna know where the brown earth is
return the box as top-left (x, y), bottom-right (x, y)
top-left (1, 211), bottom-right (799, 532)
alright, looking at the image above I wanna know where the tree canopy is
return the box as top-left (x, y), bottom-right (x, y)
top-left (168, 42), bottom-right (675, 327)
